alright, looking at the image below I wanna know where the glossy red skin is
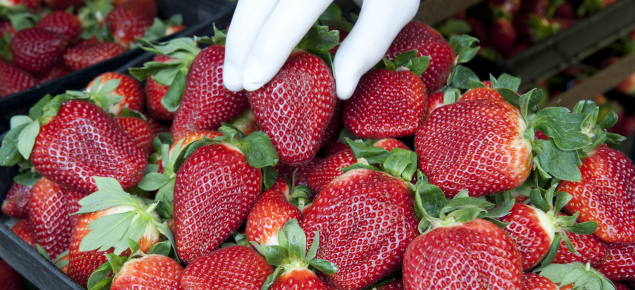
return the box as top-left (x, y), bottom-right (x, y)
top-left (63, 42), bottom-right (126, 71)
top-left (248, 50), bottom-right (337, 166)
top-left (171, 45), bottom-right (249, 140)
top-left (319, 141), bottom-right (349, 158)
top-left (613, 283), bottom-right (631, 290)
top-left (376, 279), bottom-right (404, 290)
top-left (87, 72), bottom-right (145, 114)
top-left (403, 218), bottom-right (523, 290)
top-left (521, 273), bottom-right (557, 290)
top-left (499, 203), bottom-right (552, 271)
top-left (594, 243), bottom-right (635, 281)
top-left (43, 0), bottom-right (83, 10)
top-left (319, 99), bottom-right (343, 150)
top-left (490, 18), bottom-right (517, 53)
top-left (169, 130), bottom-right (222, 155)
top-left (145, 115), bottom-right (170, 138)
top-left (344, 69), bottom-right (427, 139)
top-left (146, 55), bottom-right (177, 120)
top-left (425, 91), bottom-right (445, 119)
top-left (461, 87), bottom-right (506, 102)
top-left (115, 117), bottom-right (154, 156)
top-left (0, 60), bottom-right (37, 96)
top-left (64, 189), bottom-right (85, 227)
top-left (28, 178), bottom-right (71, 260)
top-left (174, 143), bottom-right (262, 264)
top-left (277, 156), bottom-right (323, 192)
top-left (111, 254), bottom-right (184, 290)
top-left (246, 178), bottom-right (302, 245)
top-left (31, 100), bottom-right (147, 194)
top-left (106, 0), bottom-right (156, 48)
top-left (415, 97), bottom-right (531, 198)
top-left (11, 219), bottom-right (35, 247)
top-left (302, 169), bottom-right (419, 290)
top-left (272, 268), bottom-right (328, 290)
top-left (11, 28), bottom-right (67, 74)
top-left (386, 21), bottom-right (455, 93)
top-left (558, 146), bottom-right (635, 243)
top-left (35, 62), bottom-right (70, 84)
top-left (552, 229), bottom-right (606, 264)
top-left (36, 11), bottom-right (81, 42)
top-left (2, 183), bottom-right (32, 218)
top-left (0, 260), bottom-right (24, 290)
top-left (180, 246), bottom-right (273, 290)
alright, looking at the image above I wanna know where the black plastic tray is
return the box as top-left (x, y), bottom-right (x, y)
top-left (0, 5), bottom-right (234, 290)
top-left (0, 0), bottom-right (237, 133)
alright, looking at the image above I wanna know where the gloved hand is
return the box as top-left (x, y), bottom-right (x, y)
top-left (223, 0), bottom-right (420, 100)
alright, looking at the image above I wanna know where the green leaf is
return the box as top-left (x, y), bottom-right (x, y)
top-left (530, 188), bottom-right (550, 212)
top-left (482, 199), bottom-right (514, 218)
top-left (341, 162), bottom-right (379, 173)
top-left (306, 229), bottom-right (320, 261)
top-left (105, 253), bottom-right (124, 274)
top-left (79, 211), bottom-right (136, 252)
top-left (16, 120), bottom-right (39, 160)
top-left (554, 191), bottom-right (573, 213)
top-left (160, 69), bottom-right (187, 112)
top-left (297, 25), bottom-right (339, 52)
top-left (13, 171), bottom-right (41, 186)
top-left (414, 184), bottom-right (446, 219)
top-left (239, 132), bottom-right (279, 169)
top-left (318, 3), bottom-right (342, 21)
top-left (138, 172), bottom-right (171, 191)
top-left (447, 207), bottom-right (486, 223)
top-left (533, 107), bottom-right (591, 150)
top-left (533, 139), bottom-right (582, 182)
top-left (110, 217), bottom-right (147, 255)
top-left (11, 115), bottom-right (33, 128)
top-left (382, 148), bottom-right (415, 180)
top-left (469, 79), bottom-right (485, 89)
top-left (264, 245), bottom-right (289, 266)
top-left (261, 266), bottom-right (283, 290)
top-left (283, 219), bottom-right (306, 261)
top-left (344, 138), bottom-right (390, 165)
top-left (448, 65), bottom-right (479, 89)
top-left (262, 166), bottom-right (279, 190)
top-left (212, 24), bottom-right (228, 45)
top-left (541, 232), bottom-right (561, 267)
top-left (154, 220), bottom-right (180, 264)
top-left (86, 261), bottom-right (113, 290)
top-left (7, 12), bottom-right (39, 31)
top-left (129, 61), bottom-right (180, 83)
top-left (35, 244), bottom-right (50, 260)
top-left (410, 56), bottom-right (430, 77)
top-left (75, 179), bottom-right (139, 214)
top-left (308, 259), bottom-right (338, 275)
top-left (393, 50), bottom-right (418, 68)
top-left (441, 197), bottom-right (494, 216)
top-left (562, 221), bottom-right (597, 235)
top-left (497, 88), bottom-right (521, 109)
top-left (449, 34), bottom-right (480, 64)
top-left (490, 74), bottom-right (521, 91)
top-left (148, 241), bottom-right (171, 256)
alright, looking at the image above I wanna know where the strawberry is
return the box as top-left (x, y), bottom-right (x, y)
top-left (11, 219), bottom-right (35, 247)
top-left (0, 58), bottom-right (37, 97)
top-left (558, 145), bottom-right (635, 243)
top-left (106, 0), bottom-right (156, 48)
top-left (63, 41), bottom-right (126, 71)
top-left (115, 116), bottom-right (154, 156)
top-left (0, 20), bottom-right (16, 37)
top-left (180, 245), bottom-right (273, 289)
top-left (402, 192), bottom-right (522, 290)
top-left (594, 243), bottom-right (635, 281)
top-left (2, 182), bottom-right (32, 218)
top-left (319, 141), bottom-right (349, 158)
top-left (1, 0), bottom-right (40, 9)
top-left (36, 11), bottom-right (81, 42)
top-left (319, 99), bottom-right (343, 150)
top-left (145, 116), bottom-right (170, 138)
top-left (343, 51), bottom-right (428, 139)
top-left (229, 107), bottom-right (262, 136)
top-left (0, 260), bottom-right (24, 290)
top-left (111, 254), bottom-right (184, 290)
top-left (537, 262), bottom-right (617, 289)
top-left (248, 25), bottom-right (338, 166)
top-left (173, 125), bottom-right (278, 264)
top-left (302, 142), bottom-right (419, 289)
top-left (415, 77), bottom-right (600, 197)
top-left (28, 177), bottom-right (71, 260)
top-left (43, 0), bottom-right (83, 10)
top-left (551, 229), bottom-right (606, 265)
top-left (64, 188), bottom-right (84, 226)
top-left (522, 273), bottom-right (557, 290)
top-left (144, 55), bottom-right (177, 120)
top-left (277, 157), bottom-right (322, 189)
top-left (385, 21), bottom-right (455, 93)
top-left (86, 72), bottom-right (145, 115)
top-left (490, 18), bottom-right (517, 53)
top-left (425, 91), bottom-right (446, 118)
top-left (34, 62), bottom-right (69, 84)
top-left (11, 27), bottom-right (67, 74)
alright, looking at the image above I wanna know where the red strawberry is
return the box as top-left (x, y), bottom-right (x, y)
top-left (319, 141), bottom-right (349, 158)
top-left (424, 91), bottom-right (447, 120)
top-left (594, 243), bottom-right (635, 281)
top-left (11, 27), bottom-right (67, 74)
top-left (115, 116), bottom-right (154, 155)
top-left (614, 283), bottom-right (631, 290)
top-left (34, 62), bottom-right (69, 84)
top-left (36, 11), bottom-right (81, 42)
top-left (490, 18), bottom-right (517, 53)
top-left (180, 246), bottom-right (273, 289)
top-left (63, 42), bottom-right (126, 71)
top-left (106, 0), bottom-right (157, 48)
top-left (319, 99), bottom-right (343, 150)
top-left (145, 55), bottom-right (177, 120)
top-left (0, 260), bottom-right (24, 290)
top-left (11, 219), bottom-right (35, 247)
top-left (343, 53), bottom-right (428, 139)
top-left (522, 273), bottom-right (557, 290)
top-left (271, 268), bottom-right (328, 290)
top-left (277, 157), bottom-right (322, 189)
top-left (87, 72), bottom-right (145, 115)
top-left (173, 126), bottom-right (277, 264)
top-left (248, 50), bottom-right (336, 166)
top-left (111, 254), bottom-right (184, 290)
top-left (30, 99), bottom-right (147, 193)
top-left (28, 177), bottom-right (71, 260)
top-left (385, 21), bottom-right (455, 93)
top-left (558, 145), bottom-right (635, 243)
top-left (171, 45), bottom-right (249, 140)
top-left (43, 0), bottom-right (83, 10)
top-left (2, 182), bottom-right (32, 218)
top-left (552, 230), bottom-right (606, 264)
top-left (0, 59), bottom-right (38, 97)
top-left (1, 0), bottom-right (40, 9)
top-left (64, 189), bottom-right (84, 227)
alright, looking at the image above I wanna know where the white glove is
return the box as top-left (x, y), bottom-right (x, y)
top-left (223, 0), bottom-right (420, 100)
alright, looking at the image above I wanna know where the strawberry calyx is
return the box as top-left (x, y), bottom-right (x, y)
top-left (317, 3), bottom-right (354, 33)
top-left (534, 262), bottom-right (616, 290)
top-left (134, 14), bottom-right (184, 44)
top-left (35, 244), bottom-right (69, 269)
top-left (228, 107), bottom-right (261, 136)
top-left (445, 35), bottom-right (481, 90)
top-left (376, 50), bottom-right (430, 77)
top-left (341, 137), bottom-right (417, 183)
top-left (295, 24), bottom-right (339, 72)
top-left (1, 5), bottom-right (40, 32)
top-left (572, 100), bottom-right (625, 151)
top-left (251, 219), bottom-right (338, 290)
top-left (70, 76), bottom-right (124, 113)
top-left (527, 14), bottom-right (559, 43)
top-left (77, 0), bottom-right (115, 42)
top-left (138, 134), bottom-right (180, 220)
top-left (577, 0), bottom-right (604, 17)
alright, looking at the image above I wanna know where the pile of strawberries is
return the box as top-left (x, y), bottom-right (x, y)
top-left (0, 0), bottom-right (185, 98)
top-left (1, 4), bottom-right (634, 290)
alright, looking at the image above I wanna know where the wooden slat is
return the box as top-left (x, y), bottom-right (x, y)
top-left (414, 0), bottom-right (484, 24)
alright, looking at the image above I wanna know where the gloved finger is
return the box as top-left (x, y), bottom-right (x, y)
top-left (333, 0), bottom-right (420, 100)
top-left (223, 0), bottom-right (280, 92)
top-left (241, 0), bottom-right (334, 91)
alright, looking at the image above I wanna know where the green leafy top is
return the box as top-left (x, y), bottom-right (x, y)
top-left (445, 35), bottom-right (481, 90)
top-left (377, 50), bottom-right (430, 77)
top-left (35, 244), bottom-right (69, 269)
top-left (342, 138), bottom-right (417, 184)
top-left (138, 134), bottom-right (179, 220)
top-left (135, 14), bottom-right (184, 44)
top-left (317, 3), bottom-right (354, 33)
top-left (296, 24), bottom-right (339, 72)
top-left (535, 263), bottom-right (615, 290)
top-left (77, 0), bottom-right (115, 42)
top-left (251, 219), bottom-right (338, 290)
top-left (65, 77), bottom-right (124, 113)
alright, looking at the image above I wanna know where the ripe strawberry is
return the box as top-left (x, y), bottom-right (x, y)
top-left (86, 72), bottom-right (145, 115)
top-left (180, 245), bottom-right (273, 289)
top-left (522, 273), bottom-right (557, 290)
top-left (558, 145), bottom-right (635, 243)
top-left (36, 11), bottom-right (82, 42)
top-left (613, 283), bottom-right (631, 290)
top-left (537, 262), bottom-right (618, 289)
top-left (115, 116), bottom-right (154, 155)
top-left (425, 91), bottom-right (445, 118)
top-left (106, 0), bottom-right (156, 48)
top-left (386, 21), bottom-right (455, 93)
top-left (43, 0), bottom-right (83, 10)
top-left (34, 62), bottom-right (70, 84)
top-left (551, 230), bottom-right (606, 264)
top-left (2, 182), bottom-right (32, 218)
top-left (277, 157), bottom-right (322, 189)
top-left (1, 0), bottom-right (40, 9)
top-left (63, 42), bottom-right (126, 71)
top-left (248, 49), bottom-right (336, 166)
top-left (111, 254), bottom-right (184, 290)
top-left (0, 260), bottom-right (24, 290)
top-left (319, 141), bottom-right (349, 158)
top-left (145, 55), bottom-right (177, 120)
top-left (594, 243), bottom-right (635, 281)
top-left (319, 100), bottom-right (343, 150)
top-left (173, 126), bottom-right (278, 264)
top-left (343, 52), bottom-right (428, 139)
top-left (271, 268), bottom-right (328, 290)
top-left (28, 177), bottom-right (71, 260)
top-left (0, 59), bottom-right (37, 97)
top-left (490, 18), bottom-right (517, 53)
top-left (64, 189), bottom-right (84, 226)
top-left (11, 219), bottom-right (35, 247)
top-left (11, 27), bottom-right (67, 74)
